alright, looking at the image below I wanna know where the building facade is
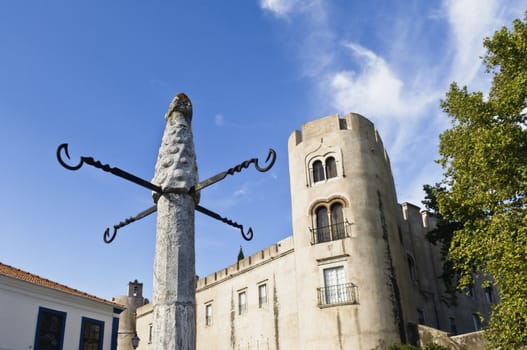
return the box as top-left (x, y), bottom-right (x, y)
top-left (0, 262), bottom-right (123, 350)
top-left (130, 113), bottom-right (493, 349)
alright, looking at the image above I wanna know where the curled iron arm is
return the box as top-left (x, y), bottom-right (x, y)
top-left (193, 148), bottom-right (276, 192)
top-left (57, 143), bottom-right (84, 170)
top-left (196, 204), bottom-right (253, 241)
top-left (103, 205), bottom-right (157, 243)
top-left (56, 143), bottom-right (162, 193)
top-left (254, 148), bottom-right (276, 172)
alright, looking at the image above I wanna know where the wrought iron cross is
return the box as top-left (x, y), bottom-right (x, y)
top-left (57, 93), bottom-right (276, 349)
top-left (56, 144), bottom-right (276, 243)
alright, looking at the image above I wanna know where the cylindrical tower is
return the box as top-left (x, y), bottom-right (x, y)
top-left (288, 113), bottom-right (416, 349)
top-left (113, 280), bottom-right (148, 350)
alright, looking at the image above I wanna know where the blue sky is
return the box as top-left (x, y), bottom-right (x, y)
top-left (1, 1), bottom-right (524, 301)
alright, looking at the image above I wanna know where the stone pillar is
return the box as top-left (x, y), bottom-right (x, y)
top-left (151, 93), bottom-right (198, 349)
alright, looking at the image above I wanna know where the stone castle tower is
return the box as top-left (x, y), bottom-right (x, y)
top-left (287, 113), bottom-right (416, 346)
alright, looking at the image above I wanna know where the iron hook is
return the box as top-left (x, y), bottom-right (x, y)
top-left (56, 143), bottom-right (84, 170)
top-left (254, 148), bottom-right (276, 172)
top-left (103, 227), bottom-right (118, 244)
top-left (241, 226), bottom-right (254, 241)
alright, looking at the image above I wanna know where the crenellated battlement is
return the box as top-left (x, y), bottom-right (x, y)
top-left (196, 236), bottom-right (295, 291)
top-left (288, 113), bottom-right (391, 165)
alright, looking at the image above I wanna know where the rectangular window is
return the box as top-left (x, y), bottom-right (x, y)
top-left (79, 317), bottom-right (104, 350)
top-left (238, 291), bottom-right (247, 315)
top-left (258, 284), bottom-right (268, 308)
top-left (324, 266), bottom-right (345, 304)
top-left (205, 304), bottom-right (213, 326)
top-left (317, 266), bottom-right (357, 306)
top-left (34, 307), bottom-right (67, 350)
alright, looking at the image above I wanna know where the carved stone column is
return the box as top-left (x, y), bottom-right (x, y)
top-left (151, 93), bottom-right (198, 349)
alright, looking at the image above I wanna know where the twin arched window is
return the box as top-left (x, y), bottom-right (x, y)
top-left (313, 202), bottom-right (347, 243)
top-left (312, 156), bottom-right (337, 183)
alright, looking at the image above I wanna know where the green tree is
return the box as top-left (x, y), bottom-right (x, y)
top-left (435, 12), bottom-right (527, 348)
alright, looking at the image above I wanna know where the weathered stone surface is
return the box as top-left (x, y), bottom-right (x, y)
top-left (151, 93), bottom-right (198, 349)
top-left (152, 93), bottom-right (198, 199)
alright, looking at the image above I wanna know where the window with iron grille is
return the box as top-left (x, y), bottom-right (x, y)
top-left (311, 202), bottom-right (349, 244)
top-left (317, 266), bottom-right (358, 306)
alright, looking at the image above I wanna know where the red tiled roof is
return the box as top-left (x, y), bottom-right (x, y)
top-left (0, 262), bottom-right (123, 310)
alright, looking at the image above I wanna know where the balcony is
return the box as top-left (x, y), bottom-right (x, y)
top-left (310, 221), bottom-right (351, 244)
top-left (317, 282), bottom-right (358, 306)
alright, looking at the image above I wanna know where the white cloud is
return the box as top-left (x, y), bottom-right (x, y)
top-left (214, 114), bottom-right (224, 126)
top-left (330, 45), bottom-right (404, 118)
top-left (234, 183), bottom-right (249, 197)
top-left (444, 0), bottom-right (500, 88)
top-left (329, 43), bottom-right (437, 121)
top-left (259, 0), bottom-right (298, 18)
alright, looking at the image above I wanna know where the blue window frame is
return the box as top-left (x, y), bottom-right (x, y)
top-left (34, 307), bottom-right (67, 350)
top-left (79, 317), bottom-right (104, 350)
top-left (111, 317), bottom-right (119, 350)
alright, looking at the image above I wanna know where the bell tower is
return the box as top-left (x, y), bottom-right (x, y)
top-left (113, 280), bottom-right (148, 350)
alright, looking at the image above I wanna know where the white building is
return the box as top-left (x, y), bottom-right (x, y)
top-left (0, 262), bottom-right (124, 350)
top-left (128, 113), bottom-right (492, 349)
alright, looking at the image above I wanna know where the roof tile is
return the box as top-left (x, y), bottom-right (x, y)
top-left (0, 262), bottom-right (123, 309)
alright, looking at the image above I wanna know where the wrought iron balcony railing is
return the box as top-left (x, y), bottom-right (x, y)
top-left (317, 282), bottom-right (358, 306)
top-left (310, 221), bottom-right (351, 244)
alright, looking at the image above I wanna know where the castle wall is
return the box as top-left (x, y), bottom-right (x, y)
top-left (195, 237), bottom-right (297, 350)
top-left (399, 204), bottom-right (494, 336)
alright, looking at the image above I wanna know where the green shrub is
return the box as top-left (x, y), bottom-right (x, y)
top-left (388, 345), bottom-right (419, 350)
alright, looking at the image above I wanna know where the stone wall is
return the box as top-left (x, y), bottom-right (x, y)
top-left (417, 325), bottom-right (488, 349)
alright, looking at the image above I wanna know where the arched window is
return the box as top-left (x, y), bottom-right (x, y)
top-left (312, 202), bottom-right (348, 244)
top-left (326, 157), bottom-right (337, 179)
top-left (313, 160), bottom-right (325, 183)
top-left (330, 203), bottom-right (345, 239)
top-left (315, 206), bottom-right (330, 242)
